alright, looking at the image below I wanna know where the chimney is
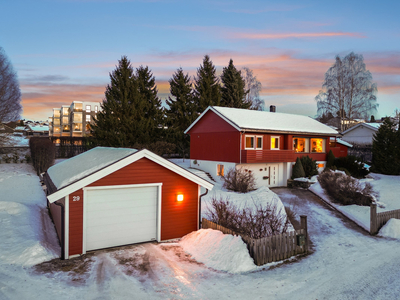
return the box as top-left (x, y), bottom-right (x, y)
top-left (270, 105), bottom-right (276, 112)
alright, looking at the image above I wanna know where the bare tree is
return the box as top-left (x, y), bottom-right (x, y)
top-left (316, 52), bottom-right (378, 132)
top-left (0, 47), bottom-right (22, 123)
top-left (242, 67), bottom-right (264, 110)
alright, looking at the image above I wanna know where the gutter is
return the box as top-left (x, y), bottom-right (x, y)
top-left (199, 188), bottom-right (209, 229)
top-left (53, 201), bottom-right (65, 260)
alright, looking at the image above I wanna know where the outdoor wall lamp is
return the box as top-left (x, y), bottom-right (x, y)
top-left (177, 194), bottom-right (184, 202)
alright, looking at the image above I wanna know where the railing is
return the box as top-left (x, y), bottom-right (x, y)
top-left (370, 204), bottom-right (400, 235)
top-left (202, 217), bottom-right (308, 266)
top-left (241, 149), bottom-right (295, 163)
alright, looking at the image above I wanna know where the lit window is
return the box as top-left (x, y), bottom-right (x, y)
top-left (311, 138), bottom-right (325, 153)
top-left (271, 137), bottom-right (280, 150)
top-left (245, 136), bottom-right (254, 149)
top-left (86, 115), bottom-right (91, 122)
top-left (318, 163), bottom-right (325, 168)
top-left (293, 137), bottom-right (309, 152)
top-left (95, 105), bottom-right (98, 113)
top-left (86, 105), bottom-right (91, 113)
top-left (217, 164), bottom-right (224, 176)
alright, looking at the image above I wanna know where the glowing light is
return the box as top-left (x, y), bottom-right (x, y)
top-left (177, 194), bottom-right (184, 202)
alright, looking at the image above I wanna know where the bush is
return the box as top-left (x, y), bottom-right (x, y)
top-left (222, 168), bottom-right (256, 193)
top-left (25, 154), bottom-right (31, 163)
top-left (317, 170), bottom-right (375, 206)
top-left (206, 196), bottom-right (290, 238)
top-left (4, 155), bottom-right (11, 163)
top-left (326, 150), bottom-right (335, 168)
top-left (334, 155), bottom-right (369, 179)
top-left (29, 137), bottom-right (55, 175)
top-left (12, 153), bottom-right (18, 163)
top-left (300, 155), bottom-right (318, 178)
top-left (292, 157), bottom-right (306, 179)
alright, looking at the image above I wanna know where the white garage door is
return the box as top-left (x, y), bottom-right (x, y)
top-left (85, 186), bottom-right (158, 251)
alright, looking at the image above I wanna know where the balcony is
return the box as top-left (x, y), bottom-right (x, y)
top-left (241, 149), bottom-right (295, 163)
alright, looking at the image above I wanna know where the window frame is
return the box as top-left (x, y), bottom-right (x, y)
top-left (217, 164), bottom-right (224, 176)
top-left (293, 137), bottom-right (309, 153)
top-left (86, 114), bottom-right (91, 122)
top-left (85, 105), bottom-right (91, 113)
top-left (270, 136), bottom-right (280, 150)
top-left (310, 138), bottom-right (326, 153)
top-left (245, 135), bottom-right (263, 150)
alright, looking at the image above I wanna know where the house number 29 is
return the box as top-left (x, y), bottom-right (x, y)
top-left (73, 196), bottom-right (80, 201)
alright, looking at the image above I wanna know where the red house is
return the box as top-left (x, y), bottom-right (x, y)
top-left (44, 147), bottom-right (213, 259)
top-left (185, 106), bottom-right (350, 187)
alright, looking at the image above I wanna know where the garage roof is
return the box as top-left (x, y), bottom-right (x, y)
top-left (46, 147), bottom-right (214, 203)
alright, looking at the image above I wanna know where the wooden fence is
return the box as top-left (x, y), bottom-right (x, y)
top-left (202, 217), bottom-right (308, 266)
top-left (370, 204), bottom-right (400, 235)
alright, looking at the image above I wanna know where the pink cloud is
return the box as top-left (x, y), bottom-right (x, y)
top-left (231, 31), bottom-right (366, 40)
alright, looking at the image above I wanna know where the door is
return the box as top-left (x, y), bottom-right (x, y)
top-left (85, 185), bottom-right (158, 251)
top-left (266, 164), bottom-right (279, 187)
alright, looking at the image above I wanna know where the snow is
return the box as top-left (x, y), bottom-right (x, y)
top-left (378, 219), bottom-right (400, 239)
top-left (0, 133), bottom-right (29, 147)
top-left (336, 138), bottom-right (353, 148)
top-left (26, 124), bottom-right (49, 132)
top-left (47, 146), bottom-right (137, 189)
top-left (210, 106), bottom-right (339, 135)
top-left (309, 172), bottom-right (400, 232)
top-left (180, 229), bottom-right (258, 273)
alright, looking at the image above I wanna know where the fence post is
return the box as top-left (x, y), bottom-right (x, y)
top-left (370, 203), bottom-right (377, 235)
top-left (300, 215), bottom-right (308, 254)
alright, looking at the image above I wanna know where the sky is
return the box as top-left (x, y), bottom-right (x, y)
top-left (1, 0), bottom-right (399, 121)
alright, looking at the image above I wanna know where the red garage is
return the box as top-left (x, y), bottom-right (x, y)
top-left (44, 147), bottom-right (214, 259)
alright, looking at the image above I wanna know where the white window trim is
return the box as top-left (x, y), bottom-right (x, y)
top-left (86, 115), bottom-right (91, 122)
top-left (271, 136), bottom-right (280, 150)
top-left (310, 138), bottom-right (326, 153)
top-left (256, 136), bottom-right (263, 150)
top-left (85, 105), bottom-right (91, 113)
top-left (245, 135), bottom-right (263, 150)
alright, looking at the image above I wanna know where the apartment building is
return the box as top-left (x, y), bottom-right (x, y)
top-left (49, 101), bottom-right (101, 137)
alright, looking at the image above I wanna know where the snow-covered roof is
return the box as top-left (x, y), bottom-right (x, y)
top-left (46, 147), bottom-right (214, 202)
top-left (341, 122), bottom-right (381, 135)
top-left (27, 124), bottom-right (49, 132)
top-left (336, 138), bottom-right (353, 148)
top-left (47, 147), bottom-right (138, 190)
top-left (14, 126), bottom-right (26, 131)
top-left (185, 106), bottom-right (339, 136)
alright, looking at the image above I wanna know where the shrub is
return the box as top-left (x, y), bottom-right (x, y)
top-left (12, 153), bottom-right (19, 163)
top-left (25, 154), bottom-right (31, 163)
top-left (4, 155), bottom-right (11, 163)
top-left (222, 168), bottom-right (256, 193)
top-left (317, 170), bottom-right (375, 206)
top-left (292, 157), bottom-right (306, 179)
top-left (206, 196), bottom-right (290, 238)
top-left (300, 155), bottom-right (318, 178)
top-left (29, 137), bottom-right (55, 175)
top-left (334, 155), bottom-right (369, 179)
top-left (326, 150), bottom-right (335, 168)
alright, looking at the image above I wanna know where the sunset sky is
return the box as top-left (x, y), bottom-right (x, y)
top-left (1, 0), bottom-right (399, 121)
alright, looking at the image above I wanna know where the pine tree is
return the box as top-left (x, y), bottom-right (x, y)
top-left (372, 117), bottom-right (400, 174)
top-left (166, 68), bottom-right (196, 157)
top-left (193, 55), bottom-right (221, 114)
top-left (135, 65), bottom-right (164, 144)
top-left (326, 150), bottom-right (335, 168)
top-left (220, 59), bottom-right (250, 109)
top-left (91, 56), bottom-right (139, 147)
top-left (292, 157), bottom-right (306, 179)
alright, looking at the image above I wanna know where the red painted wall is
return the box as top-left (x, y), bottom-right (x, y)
top-left (188, 110), bottom-right (241, 163)
top-left (69, 189), bottom-right (83, 256)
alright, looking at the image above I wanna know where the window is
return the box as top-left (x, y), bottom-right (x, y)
top-left (62, 116), bottom-right (69, 124)
top-left (217, 164), bottom-right (224, 176)
top-left (271, 136), bottom-right (280, 150)
top-left (329, 137), bottom-right (336, 147)
top-left (245, 135), bottom-right (263, 149)
top-left (318, 163), bottom-right (325, 168)
top-left (62, 125), bottom-right (70, 132)
top-left (73, 123), bottom-right (82, 131)
top-left (86, 105), bottom-right (91, 113)
top-left (62, 107), bottom-right (69, 116)
top-left (53, 118), bottom-right (60, 125)
top-left (95, 105), bottom-right (98, 113)
top-left (53, 110), bottom-right (61, 118)
top-left (293, 137), bottom-right (309, 152)
top-left (73, 103), bottom-right (83, 112)
top-left (73, 113), bottom-right (82, 123)
top-left (86, 115), bottom-right (91, 122)
top-left (311, 138), bottom-right (325, 153)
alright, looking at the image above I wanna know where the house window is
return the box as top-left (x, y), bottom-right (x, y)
top-left (95, 105), bottom-right (98, 113)
top-left (329, 137), bottom-right (336, 147)
top-left (86, 105), bottom-right (91, 113)
top-left (217, 164), bottom-right (224, 176)
top-left (311, 138), bottom-right (325, 153)
top-left (245, 135), bottom-right (263, 149)
top-left (86, 115), bottom-right (91, 122)
top-left (293, 137), bottom-right (309, 152)
top-left (271, 136), bottom-right (280, 150)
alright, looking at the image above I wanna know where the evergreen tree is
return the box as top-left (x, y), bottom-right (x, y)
top-left (166, 68), bottom-right (196, 157)
top-left (292, 157), bottom-right (306, 179)
top-left (135, 65), bottom-right (164, 144)
top-left (220, 59), bottom-right (250, 109)
top-left (91, 56), bottom-right (139, 147)
top-left (193, 55), bottom-right (221, 114)
top-left (372, 117), bottom-right (400, 174)
top-left (326, 150), bottom-right (335, 168)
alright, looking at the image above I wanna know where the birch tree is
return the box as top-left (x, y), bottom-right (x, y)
top-left (316, 52), bottom-right (378, 132)
top-left (242, 67), bottom-right (264, 110)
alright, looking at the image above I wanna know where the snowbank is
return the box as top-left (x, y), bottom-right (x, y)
top-left (378, 219), bottom-right (400, 239)
top-left (180, 229), bottom-right (258, 273)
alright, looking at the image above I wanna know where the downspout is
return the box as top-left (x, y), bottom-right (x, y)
top-left (54, 201), bottom-right (65, 260)
top-left (198, 188), bottom-right (209, 229)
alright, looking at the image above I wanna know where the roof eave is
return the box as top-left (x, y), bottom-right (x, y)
top-left (239, 128), bottom-right (340, 136)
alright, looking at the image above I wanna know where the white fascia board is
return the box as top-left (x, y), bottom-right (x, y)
top-left (47, 149), bottom-right (214, 203)
top-left (184, 106), bottom-right (241, 134)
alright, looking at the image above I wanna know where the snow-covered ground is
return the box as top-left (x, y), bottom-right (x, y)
top-left (2, 160), bottom-right (400, 299)
top-left (309, 172), bottom-right (400, 232)
top-left (0, 133), bottom-right (29, 147)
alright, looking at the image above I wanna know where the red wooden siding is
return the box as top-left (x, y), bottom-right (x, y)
top-left (87, 157), bottom-right (199, 241)
top-left (69, 189), bottom-right (83, 256)
top-left (188, 110), bottom-right (238, 134)
top-left (241, 149), bottom-right (295, 163)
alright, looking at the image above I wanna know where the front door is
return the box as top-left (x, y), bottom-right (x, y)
top-left (266, 164), bottom-right (279, 187)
